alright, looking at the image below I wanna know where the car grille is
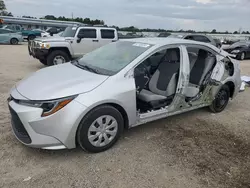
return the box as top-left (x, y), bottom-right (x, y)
top-left (9, 105), bottom-right (31, 144)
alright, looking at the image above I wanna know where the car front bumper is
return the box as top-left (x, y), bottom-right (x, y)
top-left (28, 41), bottom-right (49, 60)
top-left (8, 91), bottom-right (88, 150)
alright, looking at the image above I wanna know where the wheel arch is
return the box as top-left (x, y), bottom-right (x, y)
top-left (74, 102), bottom-right (129, 147)
top-left (10, 37), bottom-right (19, 41)
top-left (48, 47), bottom-right (72, 59)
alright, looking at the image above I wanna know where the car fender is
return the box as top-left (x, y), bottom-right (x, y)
top-left (48, 42), bottom-right (73, 55)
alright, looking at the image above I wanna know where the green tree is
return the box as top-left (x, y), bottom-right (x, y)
top-left (211, 29), bottom-right (217, 33)
top-left (0, 0), bottom-right (6, 11)
top-left (233, 31), bottom-right (238, 34)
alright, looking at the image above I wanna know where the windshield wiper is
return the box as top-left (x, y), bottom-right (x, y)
top-left (73, 60), bottom-right (101, 74)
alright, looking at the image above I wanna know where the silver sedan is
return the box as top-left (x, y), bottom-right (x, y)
top-left (8, 38), bottom-right (241, 153)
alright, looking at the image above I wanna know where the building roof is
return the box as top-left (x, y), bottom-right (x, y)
top-left (0, 16), bottom-right (85, 27)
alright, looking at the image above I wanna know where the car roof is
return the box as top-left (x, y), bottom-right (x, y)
top-left (122, 37), bottom-right (220, 52)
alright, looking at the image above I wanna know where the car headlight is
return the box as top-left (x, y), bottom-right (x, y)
top-left (231, 50), bottom-right (240, 53)
top-left (18, 95), bottom-right (77, 117)
top-left (41, 43), bottom-right (50, 49)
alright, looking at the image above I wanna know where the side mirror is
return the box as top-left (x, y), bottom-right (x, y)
top-left (77, 33), bottom-right (85, 43)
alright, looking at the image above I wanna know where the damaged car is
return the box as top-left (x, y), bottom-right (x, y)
top-left (8, 38), bottom-right (241, 153)
top-left (223, 41), bottom-right (250, 60)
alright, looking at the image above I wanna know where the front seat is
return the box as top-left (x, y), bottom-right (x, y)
top-left (138, 49), bottom-right (180, 107)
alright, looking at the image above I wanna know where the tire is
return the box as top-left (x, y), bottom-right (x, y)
top-left (77, 105), bottom-right (124, 153)
top-left (39, 59), bottom-right (47, 65)
top-left (238, 52), bottom-right (245, 60)
top-left (28, 35), bottom-right (35, 41)
top-left (209, 85), bottom-right (230, 113)
top-left (47, 50), bottom-right (70, 66)
top-left (10, 38), bottom-right (18, 45)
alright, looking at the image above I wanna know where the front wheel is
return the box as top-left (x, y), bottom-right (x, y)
top-left (209, 85), bottom-right (230, 113)
top-left (47, 50), bottom-right (70, 66)
top-left (238, 52), bottom-right (245, 60)
top-left (77, 105), bottom-right (124, 153)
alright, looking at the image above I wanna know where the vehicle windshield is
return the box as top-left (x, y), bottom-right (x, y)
top-left (73, 41), bottom-right (152, 76)
top-left (61, 26), bottom-right (77, 37)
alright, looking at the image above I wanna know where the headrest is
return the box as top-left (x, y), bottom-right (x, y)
top-left (165, 49), bottom-right (180, 62)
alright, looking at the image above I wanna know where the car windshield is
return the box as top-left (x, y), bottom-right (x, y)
top-left (73, 41), bottom-right (152, 76)
top-left (61, 27), bottom-right (77, 37)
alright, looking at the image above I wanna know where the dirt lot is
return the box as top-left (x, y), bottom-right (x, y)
top-left (0, 44), bottom-right (250, 188)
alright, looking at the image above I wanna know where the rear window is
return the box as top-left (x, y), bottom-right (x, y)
top-left (101, 29), bottom-right (115, 39)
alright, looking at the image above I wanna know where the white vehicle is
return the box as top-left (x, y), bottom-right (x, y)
top-left (9, 38), bottom-right (241, 153)
top-left (28, 26), bottom-right (118, 66)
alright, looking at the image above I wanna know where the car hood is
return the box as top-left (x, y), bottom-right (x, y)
top-left (15, 63), bottom-right (109, 100)
top-left (35, 37), bottom-right (68, 43)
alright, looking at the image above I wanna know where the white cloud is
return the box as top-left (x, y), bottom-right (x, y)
top-left (195, 0), bottom-right (213, 4)
top-left (4, 0), bottom-right (250, 31)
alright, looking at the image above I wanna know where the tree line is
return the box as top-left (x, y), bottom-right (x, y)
top-left (1, 0), bottom-right (249, 34)
top-left (0, 0), bottom-right (12, 16)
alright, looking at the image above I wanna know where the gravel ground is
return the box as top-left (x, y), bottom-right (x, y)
top-left (0, 44), bottom-right (250, 188)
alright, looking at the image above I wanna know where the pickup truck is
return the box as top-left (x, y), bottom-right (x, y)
top-left (28, 26), bottom-right (118, 66)
top-left (1, 25), bottom-right (41, 40)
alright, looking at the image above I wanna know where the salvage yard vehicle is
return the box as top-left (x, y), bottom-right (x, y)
top-left (2, 24), bottom-right (41, 40)
top-left (223, 41), bottom-right (250, 60)
top-left (0, 28), bottom-right (23, 44)
top-left (8, 38), bottom-right (241, 153)
top-left (28, 26), bottom-right (118, 66)
top-left (169, 34), bottom-right (221, 48)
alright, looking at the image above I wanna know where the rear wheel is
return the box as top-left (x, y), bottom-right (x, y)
top-left (10, 38), bottom-right (18, 45)
top-left (209, 85), bottom-right (230, 113)
top-left (28, 35), bottom-right (35, 41)
top-left (77, 105), bottom-right (124, 153)
top-left (47, 50), bottom-right (70, 66)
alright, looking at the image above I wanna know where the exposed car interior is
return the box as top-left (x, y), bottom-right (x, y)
top-left (186, 47), bottom-right (217, 101)
top-left (134, 48), bottom-right (180, 112)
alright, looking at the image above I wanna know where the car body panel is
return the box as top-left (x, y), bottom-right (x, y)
top-left (9, 38), bottom-right (241, 150)
top-left (15, 63), bottom-right (109, 100)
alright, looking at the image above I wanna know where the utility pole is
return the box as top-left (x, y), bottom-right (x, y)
top-left (71, 12), bottom-right (73, 20)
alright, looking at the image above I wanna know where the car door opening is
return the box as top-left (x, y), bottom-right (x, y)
top-left (134, 48), bottom-right (181, 113)
top-left (185, 47), bottom-right (217, 102)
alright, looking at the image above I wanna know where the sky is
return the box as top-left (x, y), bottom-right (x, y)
top-left (4, 0), bottom-right (250, 32)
